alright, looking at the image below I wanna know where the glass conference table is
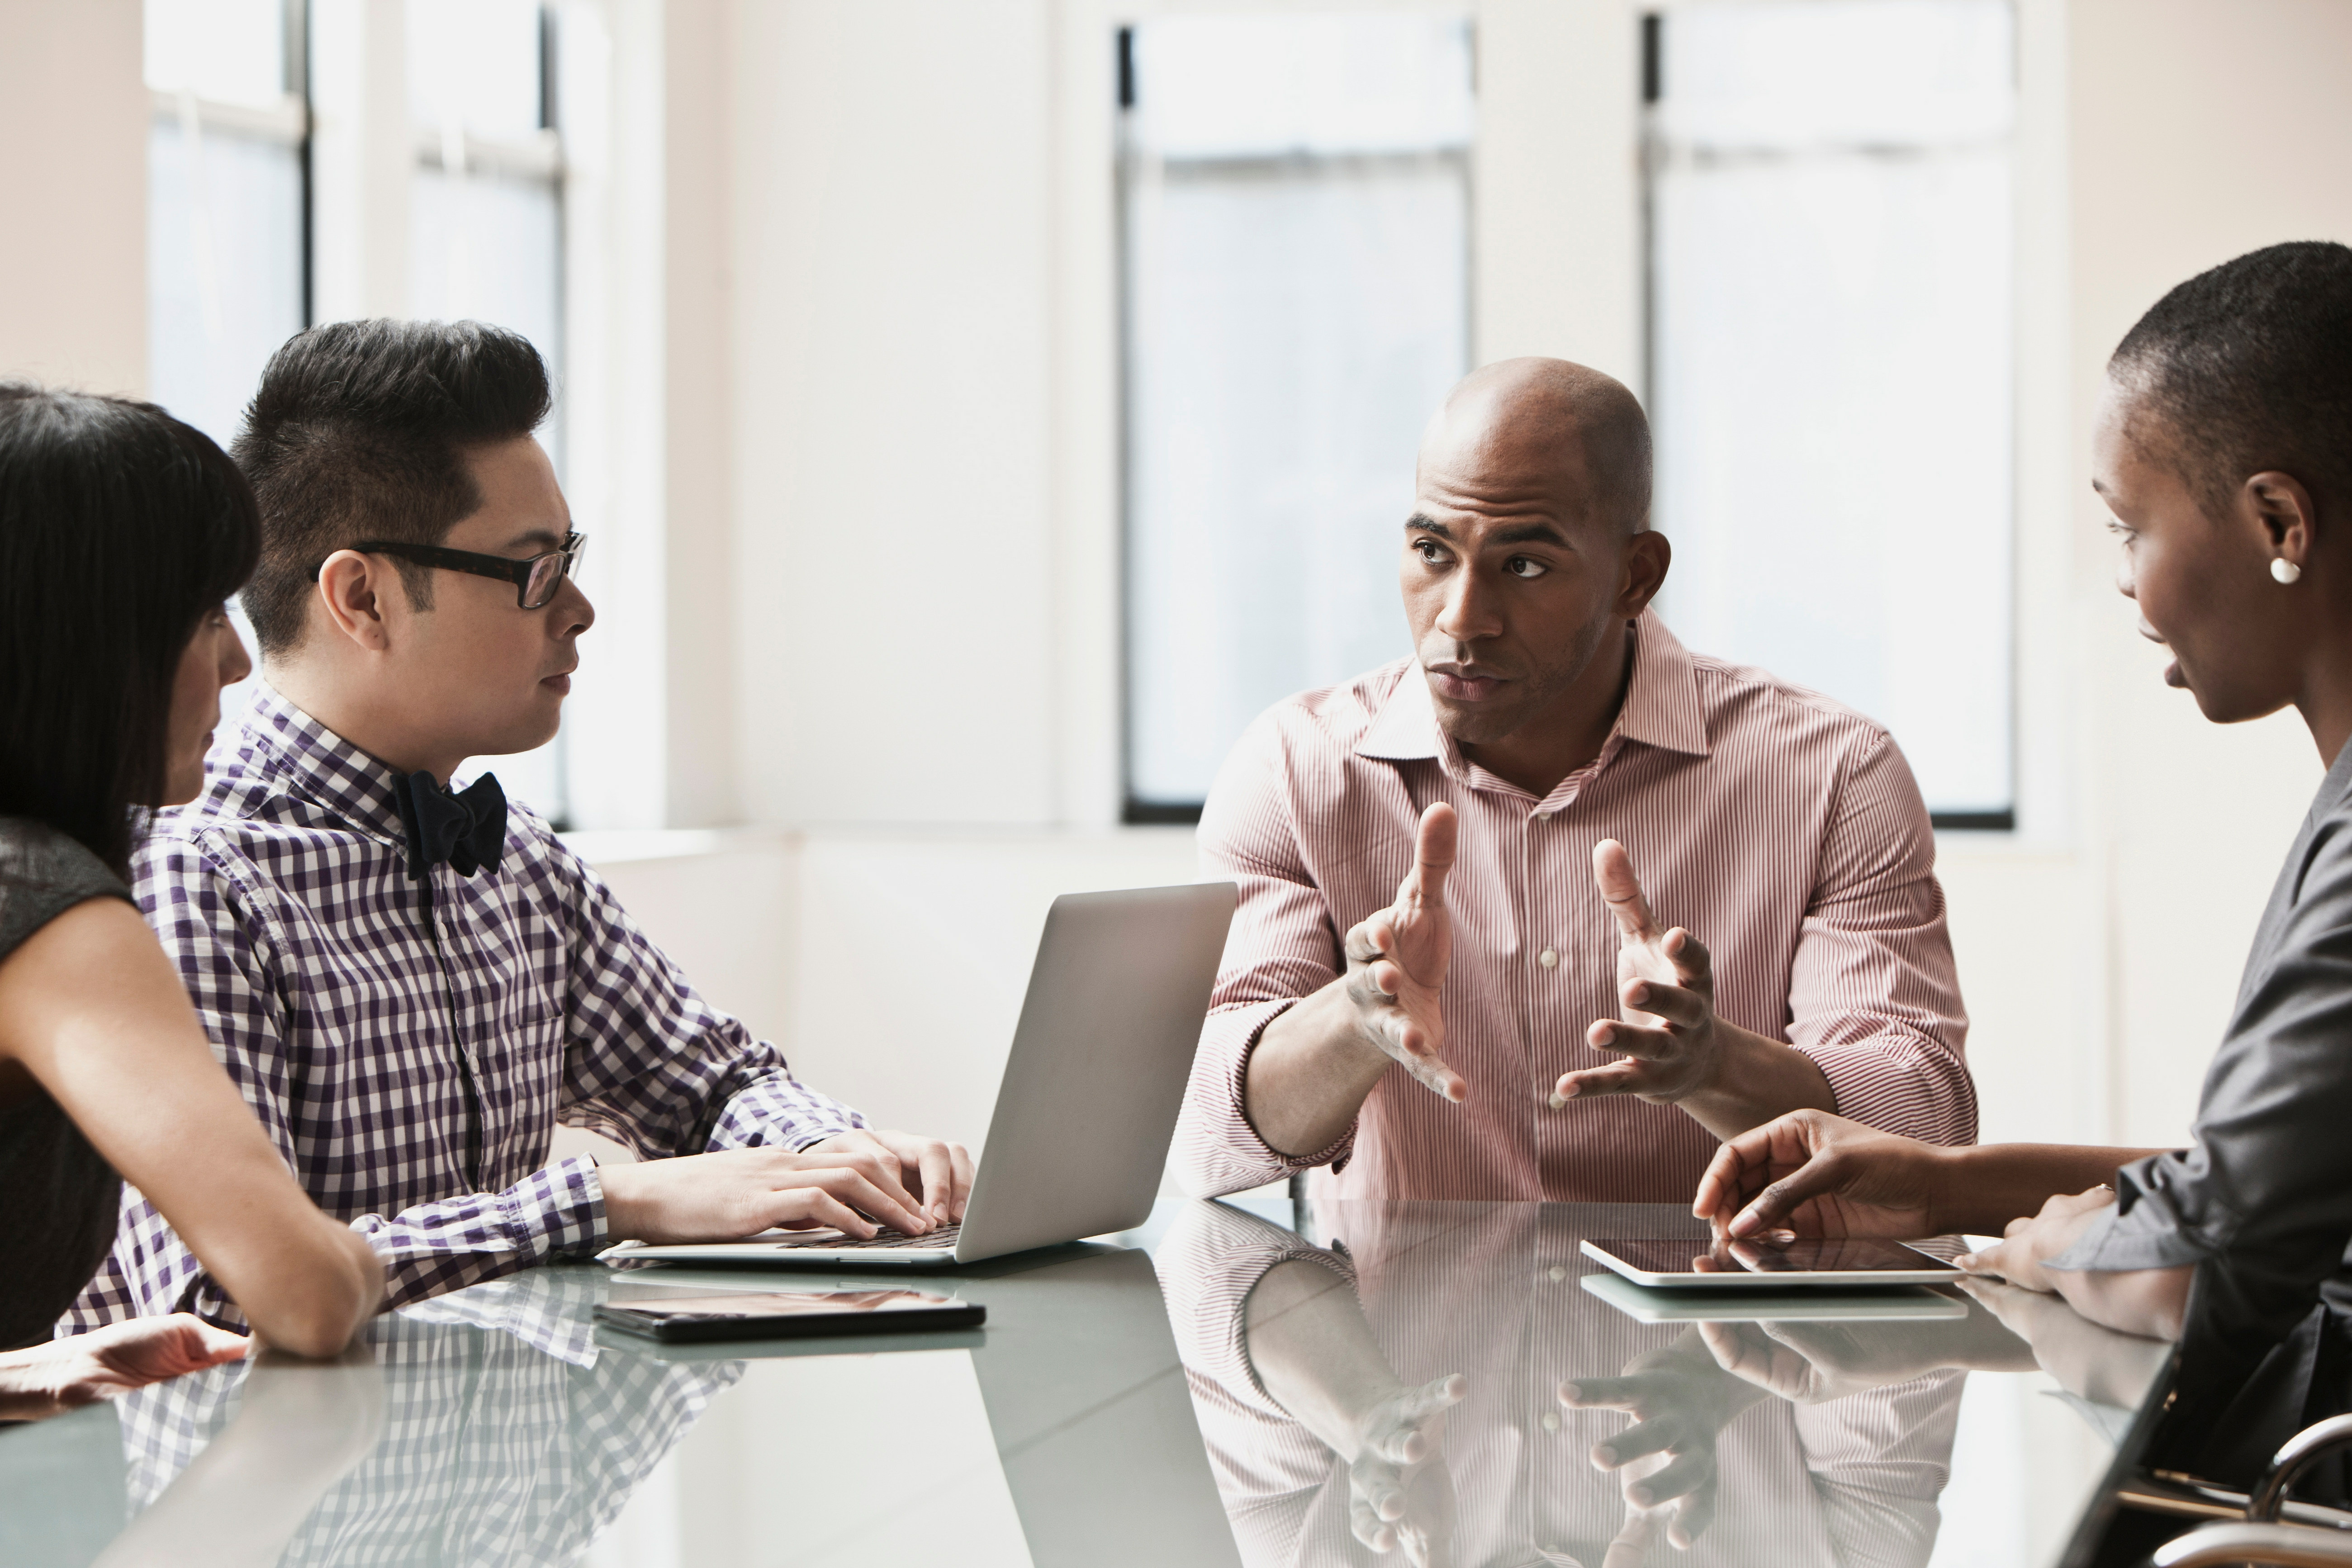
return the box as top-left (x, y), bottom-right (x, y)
top-left (0, 1196), bottom-right (2187, 1568)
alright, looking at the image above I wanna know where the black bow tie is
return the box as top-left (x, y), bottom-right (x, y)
top-left (392, 771), bottom-right (507, 881)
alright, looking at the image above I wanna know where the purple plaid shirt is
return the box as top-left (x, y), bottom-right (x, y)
top-left (64, 685), bottom-right (865, 1332)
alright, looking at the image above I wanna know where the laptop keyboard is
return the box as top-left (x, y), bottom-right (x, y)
top-left (777, 1222), bottom-right (961, 1252)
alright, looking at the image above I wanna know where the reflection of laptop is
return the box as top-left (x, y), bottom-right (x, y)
top-left (598, 882), bottom-right (1238, 1270)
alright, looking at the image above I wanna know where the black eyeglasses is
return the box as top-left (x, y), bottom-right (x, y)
top-left (323, 532), bottom-right (587, 610)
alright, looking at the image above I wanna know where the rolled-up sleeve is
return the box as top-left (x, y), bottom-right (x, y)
top-left (1171, 715), bottom-right (1359, 1199)
top-left (1789, 732), bottom-right (1978, 1149)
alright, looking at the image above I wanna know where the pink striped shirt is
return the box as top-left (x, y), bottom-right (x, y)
top-left (1173, 611), bottom-right (1975, 1204)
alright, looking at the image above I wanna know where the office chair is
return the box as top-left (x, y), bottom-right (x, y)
top-left (2146, 1415), bottom-right (2352, 1566)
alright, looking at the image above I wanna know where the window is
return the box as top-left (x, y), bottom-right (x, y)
top-left (145, 0), bottom-right (307, 452)
top-left (1119, 15), bottom-right (1475, 821)
top-left (1645, 0), bottom-right (2017, 827)
top-left (145, 1), bottom-right (573, 822)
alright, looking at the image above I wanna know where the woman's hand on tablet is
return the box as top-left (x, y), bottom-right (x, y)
top-left (1692, 1110), bottom-right (1951, 1241)
top-left (1954, 1187), bottom-right (2115, 1293)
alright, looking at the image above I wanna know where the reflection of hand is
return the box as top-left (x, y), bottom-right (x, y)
top-left (1560, 1340), bottom-right (1765, 1550)
top-left (1696, 1313), bottom-right (2021, 1404)
top-left (1693, 1110), bottom-right (1949, 1241)
top-left (1242, 1258), bottom-right (1464, 1564)
top-left (1340, 803), bottom-right (1465, 1103)
top-left (1956, 1187), bottom-right (2113, 1293)
top-left (93, 1344), bottom-right (386, 1568)
top-left (1956, 1275), bottom-right (2170, 1410)
top-left (0, 1314), bottom-right (250, 1421)
top-left (1344, 1375), bottom-right (1465, 1567)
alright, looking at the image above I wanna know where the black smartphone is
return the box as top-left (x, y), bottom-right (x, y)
top-left (592, 1288), bottom-right (985, 1344)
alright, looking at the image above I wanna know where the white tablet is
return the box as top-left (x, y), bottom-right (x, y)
top-left (1579, 1236), bottom-right (1966, 1289)
top-left (1578, 1270), bottom-right (1967, 1323)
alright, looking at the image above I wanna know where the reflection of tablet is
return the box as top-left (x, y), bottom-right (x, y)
top-left (1580, 1237), bottom-right (1965, 1288)
top-left (1579, 1270), bottom-right (1966, 1323)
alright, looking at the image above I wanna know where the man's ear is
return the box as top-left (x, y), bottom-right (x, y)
top-left (1616, 529), bottom-right (1672, 618)
top-left (2244, 470), bottom-right (2319, 571)
top-left (313, 550), bottom-right (398, 654)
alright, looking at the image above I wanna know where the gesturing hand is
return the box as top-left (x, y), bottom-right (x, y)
top-left (1555, 839), bottom-right (1726, 1106)
top-left (1692, 1109), bottom-right (1947, 1242)
top-left (1341, 803), bottom-right (1465, 1103)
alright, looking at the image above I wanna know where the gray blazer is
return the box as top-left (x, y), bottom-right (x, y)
top-left (2056, 736), bottom-right (2352, 1459)
top-left (2061, 737), bottom-right (2352, 1282)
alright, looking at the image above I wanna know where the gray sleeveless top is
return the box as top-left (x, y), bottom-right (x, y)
top-left (0, 819), bottom-right (133, 1350)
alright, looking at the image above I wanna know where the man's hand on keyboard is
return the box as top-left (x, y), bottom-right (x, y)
top-left (599, 1145), bottom-right (934, 1245)
top-left (806, 1128), bottom-right (976, 1227)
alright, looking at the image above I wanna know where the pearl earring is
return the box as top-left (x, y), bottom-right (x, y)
top-left (2273, 558), bottom-right (2304, 585)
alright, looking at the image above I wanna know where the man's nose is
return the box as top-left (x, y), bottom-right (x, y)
top-left (1433, 566), bottom-right (1502, 642)
top-left (554, 578), bottom-right (595, 636)
top-left (2115, 553), bottom-right (2136, 600)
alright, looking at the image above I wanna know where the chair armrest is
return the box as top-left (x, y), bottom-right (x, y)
top-left (2253, 1416), bottom-right (2352, 1523)
top-left (2153, 1521), bottom-right (2352, 1567)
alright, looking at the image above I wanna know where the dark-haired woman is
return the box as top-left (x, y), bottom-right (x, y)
top-left (0, 385), bottom-right (381, 1416)
top-left (1690, 241), bottom-right (2352, 1472)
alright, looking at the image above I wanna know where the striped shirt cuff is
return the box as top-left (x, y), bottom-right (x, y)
top-left (1803, 1034), bottom-right (1978, 1148)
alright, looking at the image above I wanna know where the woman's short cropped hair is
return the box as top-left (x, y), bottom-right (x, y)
top-left (232, 319), bottom-right (552, 654)
top-left (0, 387), bottom-right (261, 876)
top-left (2111, 240), bottom-right (2352, 523)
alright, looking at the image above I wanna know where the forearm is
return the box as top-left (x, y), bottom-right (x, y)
top-left (1677, 1020), bottom-right (1837, 1140)
top-left (1933, 1145), bottom-right (2170, 1236)
top-left (1244, 1258), bottom-right (1401, 1454)
top-left (1245, 980), bottom-right (1394, 1159)
top-left (218, 1223), bottom-right (383, 1358)
top-left (2047, 1263), bottom-right (2191, 1342)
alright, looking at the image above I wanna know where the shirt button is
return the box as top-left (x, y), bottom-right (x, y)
top-left (1541, 1411), bottom-right (1562, 1432)
top-left (1549, 1264), bottom-right (1567, 1283)
top-left (1539, 948), bottom-right (1559, 968)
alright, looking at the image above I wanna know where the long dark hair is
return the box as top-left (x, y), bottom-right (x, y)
top-left (0, 387), bottom-right (262, 876)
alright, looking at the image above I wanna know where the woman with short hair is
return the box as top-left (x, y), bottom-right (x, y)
top-left (1694, 241), bottom-right (2352, 1474)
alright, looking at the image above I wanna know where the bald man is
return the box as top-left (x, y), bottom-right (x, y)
top-left (1171, 358), bottom-right (1974, 1203)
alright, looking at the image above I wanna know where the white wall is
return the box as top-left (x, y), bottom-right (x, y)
top-left (0, 0), bottom-right (146, 396)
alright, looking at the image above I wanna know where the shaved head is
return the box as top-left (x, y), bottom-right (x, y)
top-left (1417, 357), bottom-right (1652, 535)
top-left (1400, 356), bottom-right (1670, 793)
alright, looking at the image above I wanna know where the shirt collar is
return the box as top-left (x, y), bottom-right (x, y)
top-left (237, 683), bottom-right (414, 845)
top-left (1355, 609), bottom-right (1712, 767)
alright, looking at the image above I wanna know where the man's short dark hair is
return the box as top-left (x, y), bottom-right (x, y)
top-left (2110, 241), bottom-right (2352, 523)
top-left (234, 319), bottom-right (552, 654)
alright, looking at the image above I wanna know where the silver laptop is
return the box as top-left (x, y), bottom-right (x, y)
top-left (597, 881), bottom-right (1238, 1270)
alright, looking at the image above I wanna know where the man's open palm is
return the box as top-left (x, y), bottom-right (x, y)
top-left (1342, 802), bottom-right (1465, 1103)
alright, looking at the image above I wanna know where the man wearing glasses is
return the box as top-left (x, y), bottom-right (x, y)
top-left (68, 320), bottom-right (970, 1336)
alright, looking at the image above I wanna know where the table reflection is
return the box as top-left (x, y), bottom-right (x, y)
top-left (100, 1269), bottom-right (731, 1568)
top-left (0, 1200), bottom-right (2180, 1568)
top-left (1158, 1201), bottom-right (2048, 1568)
